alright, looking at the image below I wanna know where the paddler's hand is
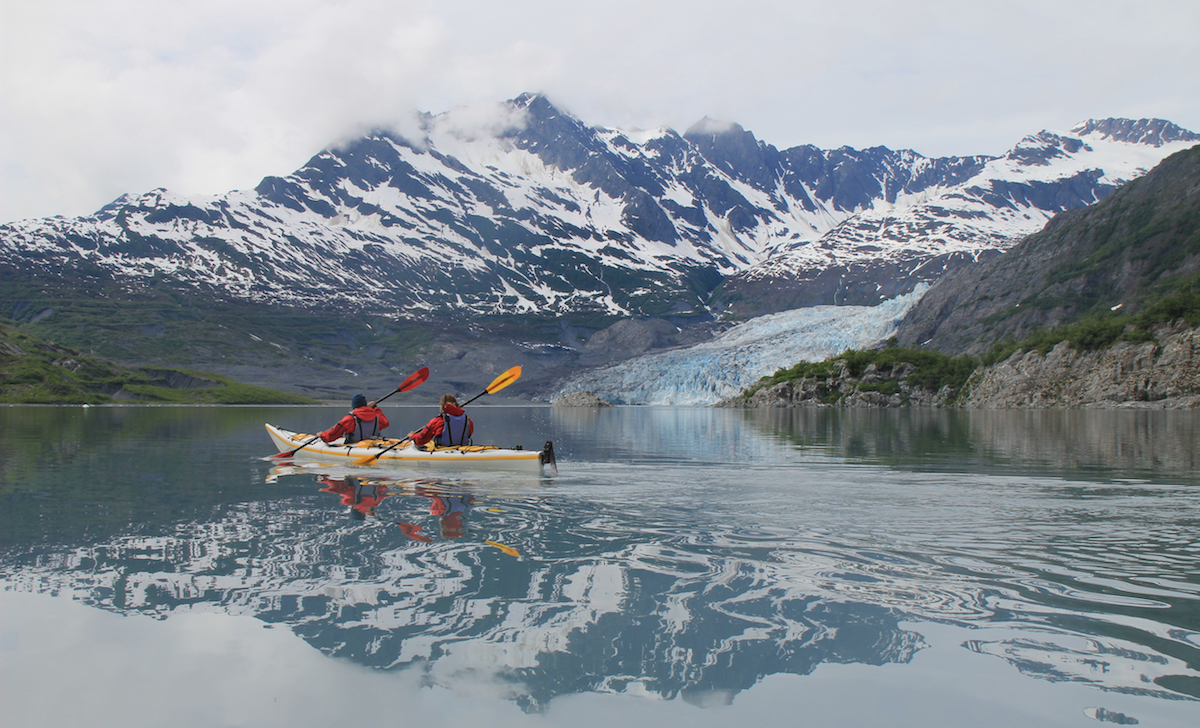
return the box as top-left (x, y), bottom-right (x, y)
top-left (368, 401), bottom-right (377, 408)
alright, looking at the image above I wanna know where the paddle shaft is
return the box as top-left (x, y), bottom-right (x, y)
top-left (373, 387), bottom-right (405, 406)
top-left (278, 432), bottom-right (324, 459)
top-left (460, 389), bottom-right (489, 407)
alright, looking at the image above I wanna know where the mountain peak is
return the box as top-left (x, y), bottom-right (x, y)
top-left (509, 92), bottom-right (565, 119)
top-left (511, 92), bottom-right (545, 108)
top-left (684, 117), bottom-right (746, 139)
top-left (1070, 118), bottom-right (1200, 147)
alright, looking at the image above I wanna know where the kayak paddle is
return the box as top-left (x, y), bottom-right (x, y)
top-left (461, 365), bottom-right (522, 406)
top-left (271, 366), bottom-right (430, 459)
top-left (351, 366), bottom-right (522, 466)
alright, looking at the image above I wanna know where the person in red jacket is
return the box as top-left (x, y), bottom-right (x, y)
top-left (320, 393), bottom-right (390, 444)
top-left (408, 394), bottom-right (474, 447)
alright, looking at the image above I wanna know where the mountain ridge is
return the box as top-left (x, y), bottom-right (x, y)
top-left (3, 95), bottom-right (1195, 328)
top-left (894, 144), bottom-right (1200, 354)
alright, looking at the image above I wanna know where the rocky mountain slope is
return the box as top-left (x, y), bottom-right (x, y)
top-left (961, 324), bottom-right (1200, 408)
top-left (2, 96), bottom-right (1195, 326)
top-left (895, 144), bottom-right (1200, 354)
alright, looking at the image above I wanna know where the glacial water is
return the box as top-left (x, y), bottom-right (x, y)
top-left (1, 404), bottom-right (1198, 728)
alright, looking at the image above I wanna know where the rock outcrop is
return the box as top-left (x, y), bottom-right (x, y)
top-left (722, 324), bottom-right (1200, 410)
top-left (719, 360), bottom-right (958, 408)
top-left (961, 325), bottom-right (1200, 409)
top-left (551, 391), bottom-right (613, 407)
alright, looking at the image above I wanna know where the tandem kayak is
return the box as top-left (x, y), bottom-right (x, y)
top-left (264, 423), bottom-right (557, 475)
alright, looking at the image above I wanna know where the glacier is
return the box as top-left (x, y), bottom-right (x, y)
top-left (551, 286), bottom-right (929, 406)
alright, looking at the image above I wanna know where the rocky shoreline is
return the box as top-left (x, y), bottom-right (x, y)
top-left (720, 324), bottom-right (1200, 410)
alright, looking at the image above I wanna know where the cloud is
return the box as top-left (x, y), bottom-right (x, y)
top-left (1, 0), bottom-right (1198, 222)
top-left (686, 118), bottom-right (741, 136)
top-left (429, 100), bottom-right (532, 143)
top-left (1, 0), bottom-right (453, 219)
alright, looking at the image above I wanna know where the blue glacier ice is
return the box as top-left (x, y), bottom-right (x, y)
top-left (552, 286), bottom-right (929, 406)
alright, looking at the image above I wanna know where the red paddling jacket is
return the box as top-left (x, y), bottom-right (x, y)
top-left (410, 404), bottom-right (473, 446)
top-left (321, 405), bottom-right (389, 444)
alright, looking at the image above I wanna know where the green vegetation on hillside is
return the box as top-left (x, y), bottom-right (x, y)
top-left (744, 340), bottom-right (980, 404)
top-left (0, 322), bottom-right (317, 404)
top-left (975, 145), bottom-right (1200, 344)
top-left (981, 290), bottom-right (1200, 365)
top-left (0, 272), bottom-right (433, 370)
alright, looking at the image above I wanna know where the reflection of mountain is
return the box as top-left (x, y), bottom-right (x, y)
top-left (0, 479), bottom-right (928, 711)
top-left (963, 637), bottom-right (1193, 699)
top-left (5, 464), bottom-right (1199, 707)
top-left (742, 408), bottom-right (1200, 480)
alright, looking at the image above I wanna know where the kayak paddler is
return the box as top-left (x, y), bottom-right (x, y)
top-left (320, 393), bottom-right (390, 444)
top-left (408, 394), bottom-right (474, 447)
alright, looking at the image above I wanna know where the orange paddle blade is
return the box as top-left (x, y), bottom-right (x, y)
top-left (485, 366), bottom-right (522, 394)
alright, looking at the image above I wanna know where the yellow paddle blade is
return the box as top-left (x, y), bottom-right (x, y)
top-left (486, 366), bottom-right (522, 394)
top-left (485, 540), bottom-right (520, 557)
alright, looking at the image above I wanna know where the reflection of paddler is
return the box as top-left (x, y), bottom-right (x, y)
top-left (428, 493), bottom-right (472, 539)
top-left (398, 522), bottom-right (432, 542)
top-left (398, 490), bottom-right (475, 541)
top-left (319, 476), bottom-right (389, 520)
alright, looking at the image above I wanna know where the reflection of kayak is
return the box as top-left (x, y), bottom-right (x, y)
top-left (264, 423), bottom-right (556, 475)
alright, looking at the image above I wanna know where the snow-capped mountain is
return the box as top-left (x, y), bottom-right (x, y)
top-left (722, 118), bottom-right (1200, 310)
top-left (1, 96), bottom-right (1195, 321)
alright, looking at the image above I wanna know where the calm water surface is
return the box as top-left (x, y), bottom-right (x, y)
top-left (1, 405), bottom-right (1198, 727)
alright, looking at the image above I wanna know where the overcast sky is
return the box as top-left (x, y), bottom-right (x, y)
top-left (2, 0), bottom-right (1198, 223)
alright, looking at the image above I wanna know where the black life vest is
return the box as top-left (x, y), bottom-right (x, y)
top-left (437, 412), bottom-right (470, 446)
top-left (347, 415), bottom-right (381, 444)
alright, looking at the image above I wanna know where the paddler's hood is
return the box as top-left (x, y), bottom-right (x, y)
top-left (351, 406), bottom-right (383, 419)
top-left (442, 404), bottom-right (466, 416)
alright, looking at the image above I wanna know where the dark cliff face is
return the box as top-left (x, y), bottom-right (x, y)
top-left (894, 144), bottom-right (1200, 355)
